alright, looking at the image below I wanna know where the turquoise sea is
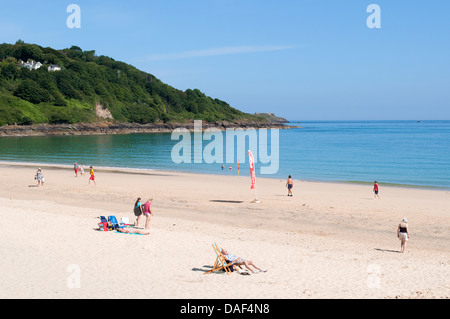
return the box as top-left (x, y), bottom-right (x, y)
top-left (0, 120), bottom-right (449, 189)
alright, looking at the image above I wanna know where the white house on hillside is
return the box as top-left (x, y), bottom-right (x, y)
top-left (48, 64), bottom-right (61, 72)
top-left (20, 60), bottom-right (42, 70)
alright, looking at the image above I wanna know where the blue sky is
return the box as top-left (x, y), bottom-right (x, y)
top-left (1, 0), bottom-right (449, 120)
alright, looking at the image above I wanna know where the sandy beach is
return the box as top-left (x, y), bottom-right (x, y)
top-left (0, 161), bottom-right (449, 299)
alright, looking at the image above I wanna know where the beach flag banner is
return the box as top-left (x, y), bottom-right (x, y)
top-left (248, 151), bottom-right (256, 189)
top-left (248, 150), bottom-right (259, 202)
top-left (238, 159), bottom-right (240, 176)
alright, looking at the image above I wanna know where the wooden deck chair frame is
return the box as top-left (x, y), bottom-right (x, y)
top-left (204, 243), bottom-right (242, 275)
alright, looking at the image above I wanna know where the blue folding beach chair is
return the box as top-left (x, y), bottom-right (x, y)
top-left (99, 215), bottom-right (114, 231)
top-left (108, 215), bottom-right (126, 229)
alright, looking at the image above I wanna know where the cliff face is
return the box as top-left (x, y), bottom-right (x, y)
top-left (95, 103), bottom-right (113, 120)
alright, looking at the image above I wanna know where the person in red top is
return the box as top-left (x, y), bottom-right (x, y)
top-left (373, 181), bottom-right (380, 199)
top-left (143, 198), bottom-right (153, 229)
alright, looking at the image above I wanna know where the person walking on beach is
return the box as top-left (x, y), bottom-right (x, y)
top-left (286, 175), bottom-right (293, 197)
top-left (143, 198), bottom-right (153, 229)
top-left (88, 166), bottom-right (96, 186)
top-left (373, 181), bottom-right (380, 199)
top-left (134, 197), bottom-right (144, 227)
top-left (74, 162), bottom-right (79, 177)
top-left (79, 163), bottom-right (85, 176)
top-left (35, 168), bottom-right (44, 186)
top-left (397, 218), bottom-right (410, 253)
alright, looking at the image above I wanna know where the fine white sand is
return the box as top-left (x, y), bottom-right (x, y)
top-left (0, 162), bottom-right (449, 299)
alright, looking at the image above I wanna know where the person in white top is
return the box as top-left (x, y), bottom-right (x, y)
top-left (221, 248), bottom-right (267, 274)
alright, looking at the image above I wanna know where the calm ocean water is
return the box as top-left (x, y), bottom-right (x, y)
top-left (0, 120), bottom-right (449, 189)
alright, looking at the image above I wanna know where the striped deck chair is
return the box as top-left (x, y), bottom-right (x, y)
top-left (204, 243), bottom-right (242, 275)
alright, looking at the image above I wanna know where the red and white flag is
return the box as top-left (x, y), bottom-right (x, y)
top-left (248, 150), bottom-right (256, 189)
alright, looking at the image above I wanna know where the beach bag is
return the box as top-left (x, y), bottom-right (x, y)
top-left (98, 222), bottom-right (107, 231)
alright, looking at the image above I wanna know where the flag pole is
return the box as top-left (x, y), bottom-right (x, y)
top-left (248, 150), bottom-right (260, 203)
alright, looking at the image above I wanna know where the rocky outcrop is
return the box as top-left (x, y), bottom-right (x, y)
top-left (0, 120), bottom-right (296, 137)
top-left (254, 112), bottom-right (289, 123)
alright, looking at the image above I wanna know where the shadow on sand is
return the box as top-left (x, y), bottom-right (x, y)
top-left (374, 248), bottom-right (401, 254)
top-left (210, 200), bottom-right (243, 204)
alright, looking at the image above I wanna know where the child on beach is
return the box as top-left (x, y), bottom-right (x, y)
top-left (74, 162), bottom-right (78, 177)
top-left (373, 181), bottom-right (380, 199)
top-left (79, 164), bottom-right (85, 176)
top-left (88, 166), bottom-right (96, 186)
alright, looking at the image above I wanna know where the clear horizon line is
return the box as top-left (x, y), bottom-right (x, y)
top-left (286, 119), bottom-right (450, 122)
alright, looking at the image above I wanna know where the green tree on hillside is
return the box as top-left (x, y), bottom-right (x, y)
top-left (0, 41), bottom-right (264, 126)
top-left (14, 79), bottom-right (50, 104)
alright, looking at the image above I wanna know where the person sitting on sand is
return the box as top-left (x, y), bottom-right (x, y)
top-left (221, 248), bottom-right (267, 274)
top-left (397, 218), bottom-right (410, 253)
top-left (116, 227), bottom-right (150, 235)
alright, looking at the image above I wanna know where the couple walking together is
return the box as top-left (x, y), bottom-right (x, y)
top-left (134, 197), bottom-right (153, 229)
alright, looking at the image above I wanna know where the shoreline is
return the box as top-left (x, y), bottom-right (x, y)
top-left (0, 121), bottom-right (297, 137)
top-left (1, 160), bottom-right (449, 192)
